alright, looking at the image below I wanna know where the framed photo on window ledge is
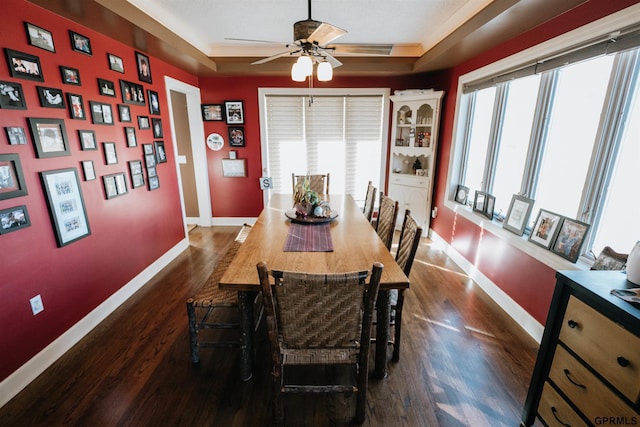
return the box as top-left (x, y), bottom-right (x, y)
top-left (503, 194), bottom-right (534, 236)
top-left (529, 209), bottom-right (563, 249)
top-left (551, 217), bottom-right (590, 263)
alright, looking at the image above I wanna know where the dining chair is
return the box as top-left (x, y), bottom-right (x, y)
top-left (257, 261), bottom-right (384, 426)
top-left (375, 192), bottom-right (399, 250)
top-left (362, 180), bottom-right (376, 223)
top-left (292, 173), bottom-right (330, 195)
top-left (390, 209), bottom-right (423, 362)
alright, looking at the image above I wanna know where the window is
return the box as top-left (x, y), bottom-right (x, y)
top-left (259, 89), bottom-right (389, 201)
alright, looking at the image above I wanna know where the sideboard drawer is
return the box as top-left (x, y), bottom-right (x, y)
top-left (559, 296), bottom-right (640, 403)
top-left (538, 381), bottom-right (588, 427)
top-left (389, 174), bottom-right (429, 188)
top-left (549, 345), bottom-right (638, 423)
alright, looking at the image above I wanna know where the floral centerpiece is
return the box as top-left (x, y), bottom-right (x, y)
top-left (293, 175), bottom-right (331, 218)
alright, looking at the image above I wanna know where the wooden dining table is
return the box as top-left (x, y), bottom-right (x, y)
top-left (219, 193), bottom-right (410, 381)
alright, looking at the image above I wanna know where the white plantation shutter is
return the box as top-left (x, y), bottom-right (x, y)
top-left (263, 92), bottom-right (385, 198)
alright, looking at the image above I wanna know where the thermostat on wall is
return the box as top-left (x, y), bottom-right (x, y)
top-left (206, 133), bottom-right (224, 151)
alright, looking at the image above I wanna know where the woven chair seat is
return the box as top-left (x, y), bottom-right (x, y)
top-left (190, 240), bottom-right (242, 308)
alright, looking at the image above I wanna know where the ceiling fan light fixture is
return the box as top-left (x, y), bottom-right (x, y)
top-left (317, 61), bottom-right (333, 81)
top-left (296, 55), bottom-right (313, 76)
top-left (291, 62), bottom-right (307, 82)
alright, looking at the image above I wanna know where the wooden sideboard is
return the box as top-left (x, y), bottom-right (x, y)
top-left (522, 270), bottom-right (640, 426)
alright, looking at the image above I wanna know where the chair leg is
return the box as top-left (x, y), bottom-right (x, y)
top-left (272, 365), bottom-right (284, 426)
top-left (392, 289), bottom-right (405, 362)
top-left (186, 299), bottom-right (199, 364)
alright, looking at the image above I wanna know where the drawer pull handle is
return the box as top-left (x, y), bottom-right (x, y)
top-left (551, 407), bottom-right (572, 427)
top-left (617, 356), bottom-right (630, 367)
top-left (563, 369), bottom-right (586, 389)
top-left (567, 319), bottom-right (578, 329)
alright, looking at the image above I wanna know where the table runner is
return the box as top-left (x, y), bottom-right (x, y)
top-left (284, 222), bottom-right (334, 252)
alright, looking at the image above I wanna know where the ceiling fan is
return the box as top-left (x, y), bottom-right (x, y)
top-left (225, 0), bottom-right (393, 69)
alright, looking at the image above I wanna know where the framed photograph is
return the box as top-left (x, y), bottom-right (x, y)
top-left (154, 140), bottom-right (167, 163)
top-left (529, 209), bottom-right (563, 249)
top-left (27, 118), bottom-right (71, 158)
top-left (5, 48), bottom-right (43, 81)
top-left (129, 160), bottom-right (145, 188)
top-left (5, 127), bottom-right (28, 145)
top-left (0, 205), bottom-right (30, 234)
top-left (124, 127), bottom-right (137, 147)
top-left (102, 142), bottom-right (118, 165)
top-left (66, 93), bottom-right (85, 120)
top-left (118, 104), bottom-right (131, 122)
top-left (78, 130), bottom-right (97, 150)
top-left (454, 185), bottom-right (469, 205)
top-left (37, 86), bottom-right (65, 109)
top-left (484, 194), bottom-right (495, 220)
top-left (148, 175), bottom-right (160, 191)
top-left (145, 153), bottom-right (156, 168)
top-left (152, 118), bottom-right (163, 138)
top-left (228, 126), bottom-right (245, 147)
top-left (503, 194), bottom-right (534, 236)
top-left (98, 78), bottom-right (116, 97)
top-left (0, 80), bottom-right (27, 109)
top-left (202, 104), bottom-right (224, 121)
top-left (114, 173), bottom-right (128, 195)
top-left (40, 168), bottom-right (91, 246)
top-left (473, 191), bottom-right (486, 213)
top-left (551, 217), bottom-right (591, 263)
top-left (224, 101), bottom-right (244, 124)
top-left (222, 159), bottom-right (247, 177)
top-left (60, 66), bottom-right (81, 85)
top-left (119, 80), bottom-right (145, 106)
top-left (138, 116), bottom-right (150, 130)
top-left (148, 90), bottom-right (160, 115)
top-left (0, 154), bottom-right (28, 200)
top-left (107, 53), bottom-right (124, 73)
top-left (102, 174), bottom-right (118, 199)
top-left (25, 22), bottom-right (55, 53)
top-left (69, 30), bottom-right (91, 55)
top-left (89, 101), bottom-right (114, 125)
top-left (146, 166), bottom-right (157, 178)
top-left (131, 172), bottom-right (145, 189)
top-left (135, 51), bottom-right (152, 83)
top-left (81, 160), bottom-right (96, 181)
top-left (142, 143), bottom-right (154, 155)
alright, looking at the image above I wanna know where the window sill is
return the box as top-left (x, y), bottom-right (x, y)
top-left (443, 200), bottom-right (589, 272)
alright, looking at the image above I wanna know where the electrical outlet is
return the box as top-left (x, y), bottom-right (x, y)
top-left (30, 294), bottom-right (44, 315)
top-left (432, 207), bottom-right (438, 218)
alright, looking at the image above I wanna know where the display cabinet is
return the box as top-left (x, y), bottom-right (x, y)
top-left (388, 89), bottom-right (444, 231)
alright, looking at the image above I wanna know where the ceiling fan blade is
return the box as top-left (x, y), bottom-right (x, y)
top-left (329, 44), bottom-right (394, 55)
top-left (319, 49), bottom-right (343, 68)
top-left (307, 22), bottom-right (347, 46)
top-left (251, 49), bottom-right (300, 65)
top-left (225, 37), bottom-right (286, 45)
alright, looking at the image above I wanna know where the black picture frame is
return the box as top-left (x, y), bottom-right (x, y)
top-left (0, 80), bottom-right (27, 109)
top-left (145, 153), bottom-right (156, 168)
top-left (119, 79), bottom-right (145, 105)
top-left (146, 166), bottom-right (157, 178)
top-left (224, 100), bottom-right (244, 124)
top-left (529, 209), bottom-right (563, 249)
top-left (154, 141), bottom-right (167, 163)
top-left (89, 101), bottom-right (114, 125)
top-left (107, 53), bottom-right (124, 73)
top-left (0, 204), bottom-right (30, 234)
top-left (69, 30), bottom-right (92, 55)
top-left (0, 154), bottom-right (28, 200)
top-left (102, 142), bottom-right (118, 165)
top-left (551, 217), bottom-right (591, 263)
top-left (152, 118), bottom-right (163, 138)
top-left (78, 130), bottom-right (97, 151)
top-left (40, 167), bottom-right (91, 247)
top-left (473, 191), bottom-right (486, 213)
top-left (124, 126), bottom-right (137, 147)
top-left (5, 48), bottom-right (43, 81)
top-left (202, 104), bottom-right (224, 121)
top-left (5, 127), bottom-right (28, 145)
top-left (27, 118), bottom-right (71, 158)
top-left (97, 78), bottom-right (116, 97)
top-left (148, 175), bottom-right (160, 191)
top-left (118, 104), bottom-right (131, 122)
top-left (138, 115), bottom-right (150, 130)
top-left (81, 160), bottom-right (96, 181)
top-left (135, 51), bottom-right (152, 83)
top-left (37, 86), bottom-right (65, 109)
top-left (60, 66), bottom-right (81, 85)
top-left (129, 160), bottom-right (145, 188)
top-left (148, 90), bottom-right (160, 115)
top-left (503, 194), bottom-right (535, 236)
top-left (228, 126), bottom-right (245, 147)
top-left (66, 93), bottom-right (86, 120)
top-left (483, 194), bottom-right (496, 220)
top-left (25, 22), bottom-right (55, 53)
top-left (454, 185), bottom-right (469, 205)
top-left (102, 173), bottom-right (128, 199)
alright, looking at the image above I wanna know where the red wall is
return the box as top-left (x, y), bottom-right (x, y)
top-left (430, 0), bottom-right (639, 324)
top-left (0, 0), bottom-right (197, 382)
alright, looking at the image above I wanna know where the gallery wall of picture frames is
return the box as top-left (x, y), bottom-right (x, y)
top-left (453, 185), bottom-right (591, 263)
top-left (0, 19), bottom-right (169, 245)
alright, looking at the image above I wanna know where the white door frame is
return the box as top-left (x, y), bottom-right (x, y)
top-left (164, 76), bottom-right (212, 228)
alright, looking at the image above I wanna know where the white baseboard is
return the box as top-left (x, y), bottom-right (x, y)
top-left (0, 238), bottom-right (190, 408)
top-left (429, 231), bottom-right (544, 343)
top-left (211, 217), bottom-right (256, 226)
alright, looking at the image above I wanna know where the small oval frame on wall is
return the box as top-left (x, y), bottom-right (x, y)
top-left (206, 133), bottom-right (224, 151)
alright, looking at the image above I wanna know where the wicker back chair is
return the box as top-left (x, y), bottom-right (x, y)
top-left (390, 209), bottom-right (423, 362)
top-left (292, 173), bottom-right (330, 195)
top-left (362, 181), bottom-right (376, 223)
top-left (257, 261), bottom-right (383, 425)
top-left (590, 246), bottom-right (628, 270)
top-left (375, 193), bottom-right (399, 250)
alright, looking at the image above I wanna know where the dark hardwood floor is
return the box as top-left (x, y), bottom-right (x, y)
top-left (0, 225), bottom-right (540, 426)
